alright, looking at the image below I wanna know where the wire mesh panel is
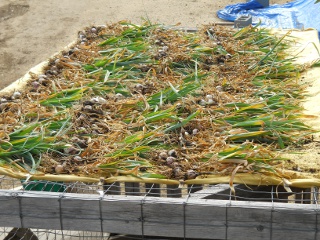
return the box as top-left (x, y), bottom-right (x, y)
top-left (0, 176), bottom-right (320, 240)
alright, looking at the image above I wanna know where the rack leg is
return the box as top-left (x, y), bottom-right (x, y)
top-left (4, 228), bottom-right (38, 240)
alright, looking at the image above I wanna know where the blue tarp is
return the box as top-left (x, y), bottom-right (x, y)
top-left (217, 0), bottom-right (320, 38)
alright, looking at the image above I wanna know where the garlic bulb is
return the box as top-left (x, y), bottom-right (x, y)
top-left (168, 149), bottom-right (177, 158)
top-left (12, 91), bottom-right (21, 99)
top-left (158, 152), bottom-right (168, 160)
top-left (55, 164), bottom-right (64, 174)
top-left (166, 156), bottom-right (176, 165)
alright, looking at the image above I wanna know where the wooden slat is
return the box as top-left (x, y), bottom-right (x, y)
top-left (0, 195), bottom-right (20, 227)
top-left (101, 197), bottom-right (142, 235)
top-left (61, 197), bottom-right (102, 232)
top-left (21, 197), bottom-right (61, 230)
top-left (271, 208), bottom-right (317, 240)
top-left (222, 201), bottom-right (318, 240)
top-left (185, 201), bottom-right (226, 239)
top-left (142, 199), bottom-right (184, 237)
top-left (226, 205), bottom-right (271, 239)
top-left (0, 190), bottom-right (319, 240)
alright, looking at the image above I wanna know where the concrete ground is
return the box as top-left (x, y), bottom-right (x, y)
top-left (0, 0), bottom-right (289, 90)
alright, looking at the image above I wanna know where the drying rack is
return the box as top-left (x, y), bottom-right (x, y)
top-left (0, 176), bottom-right (319, 240)
top-left (1, 25), bottom-right (320, 240)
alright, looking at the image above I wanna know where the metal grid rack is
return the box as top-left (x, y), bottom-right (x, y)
top-left (0, 176), bottom-right (319, 240)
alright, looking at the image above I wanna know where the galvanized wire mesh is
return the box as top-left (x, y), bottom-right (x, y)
top-left (0, 176), bottom-right (319, 240)
top-left (16, 178), bottom-right (320, 204)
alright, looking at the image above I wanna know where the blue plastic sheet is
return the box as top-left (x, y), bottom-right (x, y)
top-left (217, 0), bottom-right (320, 38)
